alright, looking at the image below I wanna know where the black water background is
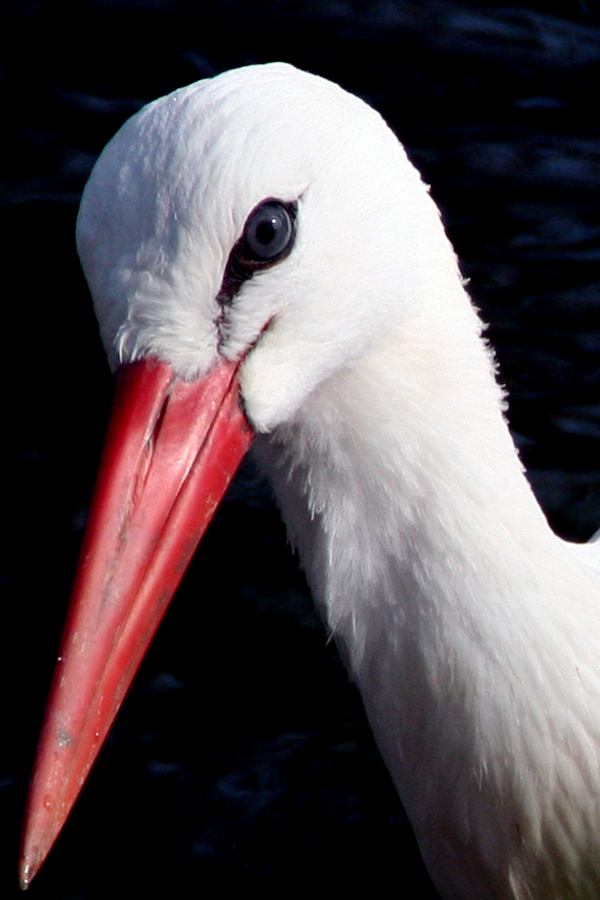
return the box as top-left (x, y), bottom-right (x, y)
top-left (1, 1), bottom-right (600, 896)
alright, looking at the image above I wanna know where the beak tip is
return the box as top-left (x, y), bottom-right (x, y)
top-left (19, 853), bottom-right (36, 891)
top-left (20, 828), bottom-right (56, 890)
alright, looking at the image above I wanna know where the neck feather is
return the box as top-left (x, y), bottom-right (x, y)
top-left (256, 301), bottom-right (600, 899)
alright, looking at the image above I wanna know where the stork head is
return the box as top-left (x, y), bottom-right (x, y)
top-left (77, 62), bottom-right (450, 433)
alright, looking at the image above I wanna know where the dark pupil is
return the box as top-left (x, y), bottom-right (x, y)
top-left (256, 218), bottom-right (277, 245)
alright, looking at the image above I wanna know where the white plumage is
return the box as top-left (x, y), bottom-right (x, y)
top-left (26, 63), bottom-right (600, 899)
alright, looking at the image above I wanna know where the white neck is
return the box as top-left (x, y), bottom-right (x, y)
top-left (256, 292), bottom-right (600, 900)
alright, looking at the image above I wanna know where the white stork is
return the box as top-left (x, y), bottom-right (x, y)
top-left (20, 63), bottom-right (600, 899)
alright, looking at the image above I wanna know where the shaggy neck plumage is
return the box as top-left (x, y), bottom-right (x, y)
top-left (262, 290), bottom-right (554, 642)
top-left (258, 300), bottom-right (600, 900)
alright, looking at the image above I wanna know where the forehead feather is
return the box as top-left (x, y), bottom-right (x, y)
top-left (89, 64), bottom-right (376, 231)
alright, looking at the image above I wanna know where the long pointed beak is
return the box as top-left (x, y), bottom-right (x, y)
top-left (19, 356), bottom-right (254, 889)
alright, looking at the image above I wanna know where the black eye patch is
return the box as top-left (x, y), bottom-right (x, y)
top-left (216, 198), bottom-right (297, 307)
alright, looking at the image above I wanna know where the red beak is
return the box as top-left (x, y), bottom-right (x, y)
top-left (19, 356), bottom-right (254, 888)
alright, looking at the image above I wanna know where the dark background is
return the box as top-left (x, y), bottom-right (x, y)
top-left (1, 1), bottom-right (600, 897)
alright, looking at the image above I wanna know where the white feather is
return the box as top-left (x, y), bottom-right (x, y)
top-left (77, 62), bottom-right (600, 900)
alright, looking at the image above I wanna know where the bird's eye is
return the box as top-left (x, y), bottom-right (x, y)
top-left (216, 198), bottom-right (297, 308)
top-left (242, 200), bottom-right (295, 262)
